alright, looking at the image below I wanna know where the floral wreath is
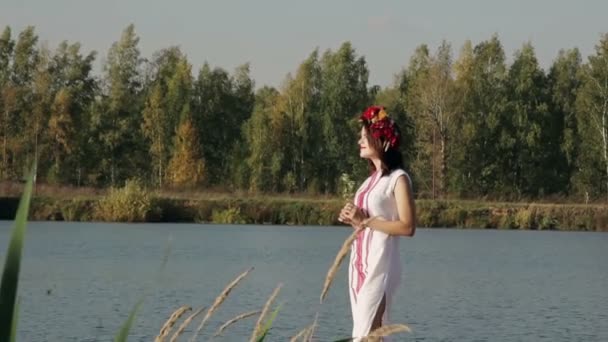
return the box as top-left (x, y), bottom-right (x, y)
top-left (359, 105), bottom-right (400, 151)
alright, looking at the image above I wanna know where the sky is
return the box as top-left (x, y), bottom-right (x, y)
top-left (1, 0), bottom-right (606, 89)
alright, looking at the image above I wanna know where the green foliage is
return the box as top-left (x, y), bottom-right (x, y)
top-left (318, 42), bottom-right (370, 193)
top-left (443, 207), bottom-right (468, 227)
top-left (60, 199), bottom-right (93, 221)
top-left (141, 84), bottom-right (167, 186)
top-left (548, 48), bottom-right (582, 193)
top-left (211, 207), bottom-right (248, 224)
top-left (282, 172), bottom-right (297, 193)
top-left (1, 24), bottom-right (608, 201)
top-left (338, 173), bottom-right (357, 201)
top-left (95, 179), bottom-right (160, 222)
top-left (538, 211), bottom-right (558, 230)
top-left (497, 211), bottom-right (517, 230)
top-left (405, 40), bottom-right (458, 197)
top-left (3, 194), bottom-right (607, 230)
top-left (574, 34), bottom-right (608, 200)
top-left (244, 86), bottom-right (281, 192)
top-left (504, 43), bottom-right (554, 196)
top-left (514, 207), bottom-right (536, 229)
top-left (194, 63), bottom-right (255, 186)
top-left (95, 24), bottom-right (144, 186)
top-left (451, 35), bottom-right (510, 196)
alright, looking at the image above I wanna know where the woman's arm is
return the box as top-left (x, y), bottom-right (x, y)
top-left (356, 175), bottom-right (416, 236)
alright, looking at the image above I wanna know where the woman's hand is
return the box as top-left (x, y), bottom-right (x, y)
top-left (338, 202), bottom-right (366, 228)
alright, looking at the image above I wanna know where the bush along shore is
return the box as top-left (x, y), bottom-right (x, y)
top-left (0, 181), bottom-right (607, 231)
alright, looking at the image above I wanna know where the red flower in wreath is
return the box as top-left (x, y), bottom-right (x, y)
top-left (359, 105), bottom-right (400, 150)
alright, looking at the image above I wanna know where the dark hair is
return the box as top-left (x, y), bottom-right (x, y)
top-left (363, 125), bottom-right (404, 175)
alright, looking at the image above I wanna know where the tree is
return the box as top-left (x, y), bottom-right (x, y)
top-left (450, 40), bottom-right (475, 195)
top-left (96, 24), bottom-right (143, 185)
top-left (548, 49), bottom-right (582, 194)
top-left (50, 41), bottom-right (97, 185)
top-left (575, 33), bottom-right (608, 200)
top-left (226, 63), bottom-right (255, 189)
top-left (166, 106), bottom-right (205, 187)
top-left (50, 41), bottom-right (97, 113)
top-left (407, 41), bottom-right (459, 197)
top-left (402, 44), bottom-right (432, 196)
top-left (505, 42), bottom-right (553, 196)
top-left (0, 26), bottom-right (15, 179)
top-left (244, 86), bottom-right (283, 192)
top-left (6, 26), bottom-right (39, 179)
top-left (141, 84), bottom-right (167, 186)
top-left (0, 26), bottom-right (13, 82)
top-left (47, 89), bottom-right (75, 183)
top-left (452, 35), bottom-right (508, 196)
top-left (11, 26), bottom-right (38, 87)
top-left (30, 46), bottom-right (53, 179)
top-left (140, 48), bottom-right (193, 187)
top-left (278, 50), bottom-right (322, 191)
top-left (193, 63), bottom-right (254, 186)
top-left (193, 63), bottom-right (232, 185)
top-left (165, 51), bottom-right (193, 136)
top-left (318, 42), bottom-right (370, 193)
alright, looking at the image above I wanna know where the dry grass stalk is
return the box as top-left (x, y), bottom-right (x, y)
top-left (302, 313), bottom-right (318, 341)
top-left (289, 327), bottom-right (310, 342)
top-left (361, 324), bottom-right (411, 341)
top-left (320, 227), bottom-right (363, 303)
top-left (212, 310), bottom-right (261, 337)
top-left (249, 283), bottom-right (283, 342)
top-left (169, 306), bottom-right (206, 342)
top-left (155, 305), bottom-right (192, 342)
top-left (189, 267), bottom-right (254, 342)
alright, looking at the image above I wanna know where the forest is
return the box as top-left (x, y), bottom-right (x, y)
top-left (1, 24), bottom-right (608, 202)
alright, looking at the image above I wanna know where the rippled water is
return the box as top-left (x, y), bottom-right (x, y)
top-left (1, 222), bottom-right (607, 341)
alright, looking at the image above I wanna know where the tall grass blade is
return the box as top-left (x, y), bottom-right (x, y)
top-left (114, 298), bottom-right (143, 342)
top-left (0, 168), bottom-right (34, 342)
top-left (256, 303), bottom-right (282, 342)
top-left (250, 283), bottom-right (282, 342)
top-left (115, 233), bottom-right (172, 341)
top-left (10, 298), bottom-right (20, 342)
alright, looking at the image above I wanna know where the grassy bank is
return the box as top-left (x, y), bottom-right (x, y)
top-left (1, 194), bottom-right (607, 231)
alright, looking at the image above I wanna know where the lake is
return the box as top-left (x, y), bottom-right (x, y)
top-left (0, 222), bottom-right (607, 341)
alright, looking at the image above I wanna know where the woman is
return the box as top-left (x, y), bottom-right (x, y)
top-left (339, 105), bottom-right (416, 340)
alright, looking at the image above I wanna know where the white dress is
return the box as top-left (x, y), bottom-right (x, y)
top-left (348, 168), bottom-right (411, 340)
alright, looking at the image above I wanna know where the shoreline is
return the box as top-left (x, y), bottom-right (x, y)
top-left (1, 196), bottom-right (606, 232)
